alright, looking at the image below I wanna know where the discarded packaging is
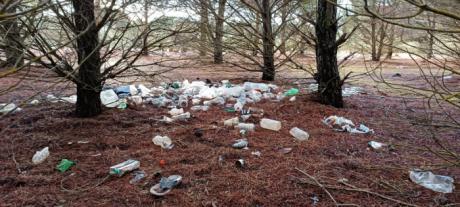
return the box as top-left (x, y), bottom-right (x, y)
top-left (152, 135), bottom-right (174, 149)
top-left (279, 147), bottom-right (293, 154)
top-left (289, 96), bottom-right (296, 102)
top-left (172, 112), bottom-right (191, 121)
top-left (409, 170), bottom-right (454, 193)
top-left (260, 118), bottom-right (282, 131)
top-left (232, 139), bottom-right (248, 149)
top-left (284, 88), bottom-right (299, 96)
top-left (290, 127), bottom-right (310, 141)
top-left (236, 123), bottom-right (255, 131)
top-left (129, 170), bottom-right (146, 184)
top-left (251, 151), bottom-right (261, 157)
top-left (0, 103), bottom-right (20, 114)
top-left (110, 159), bottom-right (140, 176)
top-left (100, 89), bottom-right (120, 107)
top-left (32, 147), bottom-right (49, 164)
top-left (235, 159), bottom-right (245, 168)
top-left (368, 141), bottom-right (386, 150)
top-left (224, 117), bottom-right (239, 127)
top-left (191, 105), bottom-right (209, 111)
top-left (56, 159), bottom-right (75, 172)
top-left (169, 108), bottom-right (184, 116)
top-left (323, 116), bottom-right (374, 134)
top-left (150, 175), bottom-right (183, 196)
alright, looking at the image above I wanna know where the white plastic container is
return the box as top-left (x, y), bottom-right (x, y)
top-left (32, 147), bottom-right (49, 164)
top-left (172, 112), bottom-right (191, 120)
top-left (110, 159), bottom-right (140, 177)
top-left (289, 127), bottom-right (309, 141)
top-left (260, 118), bottom-right (281, 131)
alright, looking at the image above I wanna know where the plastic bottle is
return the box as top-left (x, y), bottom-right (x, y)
top-left (224, 117), bottom-right (239, 127)
top-left (260, 118), bottom-right (282, 131)
top-left (236, 123), bottom-right (255, 131)
top-left (32, 147), bottom-right (49, 164)
top-left (289, 127), bottom-right (310, 141)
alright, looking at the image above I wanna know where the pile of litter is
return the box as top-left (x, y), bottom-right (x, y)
top-left (322, 115), bottom-right (374, 134)
top-left (306, 83), bottom-right (363, 97)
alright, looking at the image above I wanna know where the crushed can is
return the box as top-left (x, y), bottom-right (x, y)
top-left (110, 159), bottom-right (140, 177)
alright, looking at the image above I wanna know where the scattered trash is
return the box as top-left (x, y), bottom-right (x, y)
top-left (307, 84), bottom-right (363, 97)
top-left (109, 159), bottom-right (140, 176)
top-left (235, 159), bottom-right (245, 168)
top-left (32, 147), bottom-right (49, 164)
top-left (129, 95), bottom-right (143, 105)
top-left (61, 95), bottom-right (77, 104)
top-left (260, 118), bottom-right (282, 131)
top-left (236, 123), bottom-right (255, 131)
top-left (224, 117), bottom-right (239, 127)
top-left (162, 116), bottom-right (174, 123)
top-left (311, 194), bottom-right (320, 205)
top-left (279, 147), bottom-right (292, 154)
top-left (46, 94), bottom-right (59, 103)
top-left (290, 127), bottom-right (310, 141)
top-left (232, 139), bottom-right (248, 149)
top-left (289, 96), bottom-right (296, 102)
top-left (100, 89), bottom-right (120, 107)
top-left (284, 88), bottom-right (299, 96)
top-left (169, 108), bottom-right (184, 116)
top-left (368, 141), bottom-right (386, 150)
top-left (129, 170), bottom-right (146, 184)
top-left (159, 159), bottom-right (166, 167)
top-left (30, 99), bottom-right (40, 105)
top-left (150, 175), bottom-right (183, 196)
top-left (190, 105), bottom-right (209, 111)
top-left (251, 151), bottom-right (261, 157)
top-left (56, 159), bottom-right (75, 172)
top-left (0, 103), bottom-right (21, 114)
top-left (192, 98), bottom-right (201, 105)
top-left (322, 116), bottom-right (373, 134)
top-left (172, 112), bottom-right (191, 121)
top-left (409, 170), bottom-right (454, 193)
top-left (152, 135), bottom-right (174, 149)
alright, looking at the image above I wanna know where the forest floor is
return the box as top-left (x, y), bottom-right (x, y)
top-left (1, 56), bottom-right (459, 206)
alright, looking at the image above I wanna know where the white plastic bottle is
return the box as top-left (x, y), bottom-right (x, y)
top-left (289, 127), bottom-right (309, 141)
top-left (32, 147), bottom-right (49, 164)
top-left (260, 118), bottom-right (282, 131)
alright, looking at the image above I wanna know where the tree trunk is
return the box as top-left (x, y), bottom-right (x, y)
top-left (279, 0), bottom-right (288, 55)
top-left (252, 12), bottom-right (261, 56)
top-left (1, 2), bottom-right (24, 67)
top-left (385, 24), bottom-right (395, 59)
top-left (375, 22), bottom-right (387, 61)
top-left (315, 0), bottom-right (343, 108)
top-left (142, 0), bottom-right (150, 56)
top-left (72, 0), bottom-right (102, 117)
top-left (199, 0), bottom-right (209, 56)
top-left (213, 0), bottom-right (226, 64)
top-left (261, 0), bottom-right (275, 81)
top-left (427, 15), bottom-right (435, 59)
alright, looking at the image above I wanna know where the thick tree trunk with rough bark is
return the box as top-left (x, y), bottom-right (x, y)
top-left (261, 0), bottom-right (275, 81)
top-left (213, 0), bottom-right (226, 64)
top-left (142, 0), bottom-right (150, 56)
top-left (199, 0), bottom-right (209, 56)
top-left (72, 0), bottom-right (102, 117)
top-left (315, 0), bottom-right (343, 107)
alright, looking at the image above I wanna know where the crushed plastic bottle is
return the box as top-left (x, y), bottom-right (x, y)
top-left (56, 159), bottom-right (75, 172)
top-left (368, 141), bottom-right (386, 150)
top-left (289, 127), bottom-right (310, 141)
top-left (32, 147), bottom-right (49, 164)
top-left (172, 112), bottom-right (191, 121)
top-left (260, 118), bottom-right (282, 131)
top-left (232, 139), bottom-right (248, 149)
top-left (0, 103), bottom-right (20, 114)
top-left (236, 123), bottom-right (255, 131)
top-left (224, 117), bottom-right (239, 127)
top-left (409, 170), bottom-right (454, 193)
top-left (191, 98), bottom-right (201, 105)
top-left (110, 159), bottom-right (140, 177)
top-left (168, 108), bottom-right (184, 116)
top-left (191, 105), bottom-right (209, 111)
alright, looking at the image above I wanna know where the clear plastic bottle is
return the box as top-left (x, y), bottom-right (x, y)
top-left (289, 127), bottom-right (310, 141)
top-left (32, 147), bottom-right (49, 164)
top-left (260, 118), bottom-right (282, 131)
